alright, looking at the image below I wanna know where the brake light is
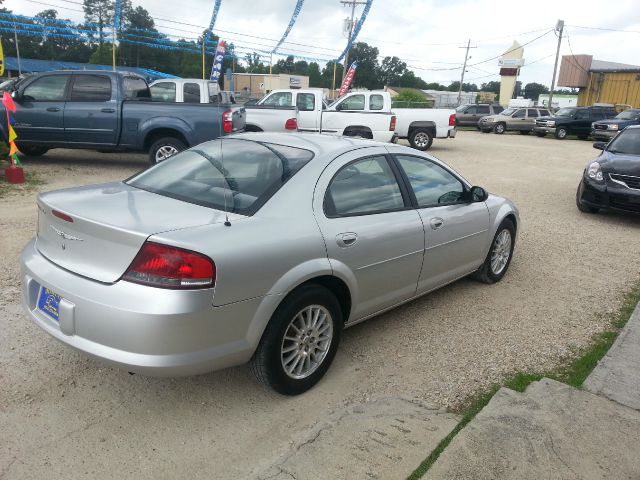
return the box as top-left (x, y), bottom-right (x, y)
top-left (389, 115), bottom-right (396, 131)
top-left (449, 113), bottom-right (456, 127)
top-left (223, 109), bottom-right (233, 134)
top-left (285, 118), bottom-right (298, 130)
top-left (123, 242), bottom-right (215, 289)
top-left (52, 210), bottom-right (73, 223)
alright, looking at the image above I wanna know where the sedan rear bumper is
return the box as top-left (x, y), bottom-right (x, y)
top-left (21, 238), bottom-right (261, 376)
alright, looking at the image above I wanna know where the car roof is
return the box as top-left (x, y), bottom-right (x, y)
top-left (226, 132), bottom-right (385, 158)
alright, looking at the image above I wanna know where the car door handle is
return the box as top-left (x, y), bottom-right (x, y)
top-left (101, 108), bottom-right (116, 113)
top-left (430, 218), bottom-right (444, 230)
top-left (46, 107), bottom-right (61, 112)
top-left (336, 232), bottom-right (358, 248)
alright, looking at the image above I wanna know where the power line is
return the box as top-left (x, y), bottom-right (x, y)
top-left (567, 24), bottom-right (640, 34)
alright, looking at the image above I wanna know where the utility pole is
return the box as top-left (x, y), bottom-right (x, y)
top-left (457, 39), bottom-right (476, 106)
top-left (340, 0), bottom-right (366, 84)
top-left (14, 25), bottom-right (22, 75)
top-left (548, 20), bottom-right (564, 109)
top-left (202, 40), bottom-right (206, 80)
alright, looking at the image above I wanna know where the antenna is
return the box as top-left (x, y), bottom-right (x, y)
top-left (219, 107), bottom-right (231, 227)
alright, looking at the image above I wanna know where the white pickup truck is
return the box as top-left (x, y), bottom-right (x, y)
top-left (392, 107), bottom-right (457, 150)
top-left (244, 89), bottom-right (396, 143)
top-left (149, 78), bottom-right (237, 104)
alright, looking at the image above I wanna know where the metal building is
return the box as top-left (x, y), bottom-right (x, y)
top-left (557, 55), bottom-right (640, 108)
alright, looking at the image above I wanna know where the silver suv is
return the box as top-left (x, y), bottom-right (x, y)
top-left (479, 107), bottom-right (553, 134)
top-left (455, 104), bottom-right (504, 127)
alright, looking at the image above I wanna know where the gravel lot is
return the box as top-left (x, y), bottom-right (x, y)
top-left (2, 131), bottom-right (640, 479)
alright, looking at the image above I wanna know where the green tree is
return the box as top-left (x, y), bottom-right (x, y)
top-left (523, 82), bottom-right (549, 101)
top-left (392, 90), bottom-right (430, 108)
top-left (347, 42), bottom-right (380, 89)
top-left (307, 62), bottom-right (322, 87)
top-left (83, 0), bottom-right (114, 45)
top-left (423, 82), bottom-right (446, 90)
top-left (320, 61), bottom-right (343, 90)
top-left (89, 43), bottom-right (113, 64)
top-left (447, 81), bottom-right (478, 92)
top-left (378, 56), bottom-right (407, 87)
top-left (480, 81), bottom-right (501, 94)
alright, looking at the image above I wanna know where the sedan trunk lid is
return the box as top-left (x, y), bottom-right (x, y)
top-left (36, 182), bottom-right (241, 283)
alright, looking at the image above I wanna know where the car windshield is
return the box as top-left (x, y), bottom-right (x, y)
top-left (606, 128), bottom-right (640, 156)
top-left (501, 108), bottom-right (517, 116)
top-left (555, 108), bottom-right (577, 117)
top-left (616, 110), bottom-right (640, 120)
top-left (127, 139), bottom-right (314, 215)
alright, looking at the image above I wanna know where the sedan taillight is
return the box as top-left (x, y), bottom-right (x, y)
top-left (223, 109), bottom-right (233, 134)
top-left (123, 242), bottom-right (215, 289)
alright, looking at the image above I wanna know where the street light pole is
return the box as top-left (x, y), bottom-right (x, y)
top-left (548, 20), bottom-right (564, 109)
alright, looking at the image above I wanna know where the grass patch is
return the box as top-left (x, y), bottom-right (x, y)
top-left (407, 279), bottom-right (640, 479)
top-left (0, 169), bottom-right (46, 198)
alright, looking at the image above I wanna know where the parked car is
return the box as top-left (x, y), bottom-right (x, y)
top-left (149, 78), bottom-right (237, 104)
top-left (245, 89), bottom-right (396, 142)
top-left (392, 106), bottom-right (457, 150)
top-left (533, 106), bottom-right (617, 140)
top-left (455, 103), bottom-right (504, 127)
top-left (3, 70), bottom-right (245, 164)
top-left (576, 126), bottom-right (640, 214)
top-left (591, 109), bottom-right (640, 141)
top-left (21, 132), bottom-right (519, 395)
top-left (478, 107), bottom-right (552, 134)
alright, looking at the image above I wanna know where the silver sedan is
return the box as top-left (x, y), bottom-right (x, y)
top-left (21, 133), bottom-right (519, 395)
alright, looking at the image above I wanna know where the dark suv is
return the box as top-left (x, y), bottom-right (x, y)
top-left (455, 103), bottom-right (504, 127)
top-left (534, 106), bottom-right (617, 140)
top-left (591, 109), bottom-right (640, 141)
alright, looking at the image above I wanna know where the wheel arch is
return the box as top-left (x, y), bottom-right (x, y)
top-left (143, 128), bottom-right (189, 152)
top-left (408, 121), bottom-right (436, 136)
top-left (343, 125), bottom-right (373, 138)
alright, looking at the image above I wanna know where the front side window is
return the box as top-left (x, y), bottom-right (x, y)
top-left (512, 109), bottom-right (526, 118)
top-left (261, 92), bottom-right (292, 107)
top-left (297, 93), bottom-right (315, 111)
top-left (22, 75), bottom-right (70, 102)
top-left (127, 140), bottom-right (313, 215)
top-left (336, 94), bottom-right (365, 111)
top-left (70, 75), bottom-right (111, 102)
top-left (395, 155), bottom-right (465, 207)
top-left (183, 83), bottom-right (201, 103)
top-left (576, 110), bottom-right (590, 119)
top-left (369, 94), bottom-right (384, 110)
top-left (555, 107), bottom-right (576, 117)
top-left (150, 82), bottom-right (176, 102)
top-left (465, 106), bottom-right (477, 114)
top-left (122, 77), bottom-right (150, 100)
top-left (477, 105), bottom-right (490, 114)
top-left (325, 156), bottom-right (404, 216)
top-left (539, 109), bottom-right (550, 116)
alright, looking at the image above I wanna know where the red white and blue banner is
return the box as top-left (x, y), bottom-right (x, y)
top-left (210, 40), bottom-right (227, 82)
top-left (338, 61), bottom-right (358, 97)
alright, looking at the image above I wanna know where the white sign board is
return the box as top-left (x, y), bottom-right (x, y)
top-left (499, 58), bottom-right (525, 67)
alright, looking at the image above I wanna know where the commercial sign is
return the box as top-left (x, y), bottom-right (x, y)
top-left (289, 77), bottom-right (301, 86)
top-left (499, 58), bottom-right (525, 67)
top-left (210, 40), bottom-right (226, 82)
top-left (338, 61), bottom-right (358, 97)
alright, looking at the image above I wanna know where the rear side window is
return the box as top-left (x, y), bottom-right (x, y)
top-left (22, 75), bottom-right (70, 101)
top-left (184, 83), bottom-right (201, 103)
top-left (70, 75), bottom-right (111, 102)
top-left (325, 156), bottom-right (404, 216)
top-left (122, 77), bottom-right (150, 100)
top-left (297, 93), bottom-right (315, 112)
top-left (369, 94), bottom-right (384, 110)
top-left (150, 82), bottom-right (176, 102)
top-left (527, 109), bottom-right (539, 118)
top-left (127, 140), bottom-right (313, 215)
top-left (576, 110), bottom-right (590, 119)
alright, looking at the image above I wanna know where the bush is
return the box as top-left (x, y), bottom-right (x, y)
top-left (392, 90), bottom-right (433, 109)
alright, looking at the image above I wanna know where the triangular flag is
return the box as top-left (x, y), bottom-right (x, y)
top-left (9, 141), bottom-right (20, 157)
top-left (2, 91), bottom-right (16, 113)
top-left (12, 153), bottom-right (22, 166)
top-left (8, 125), bottom-right (17, 143)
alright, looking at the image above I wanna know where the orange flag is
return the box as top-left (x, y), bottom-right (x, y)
top-left (9, 141), bottom-right (20, 156)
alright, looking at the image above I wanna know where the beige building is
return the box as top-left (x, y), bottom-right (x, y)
top-left (557, 55), bottom-right (640, 108)
top-left (224, 73), bottom-right (309, 97)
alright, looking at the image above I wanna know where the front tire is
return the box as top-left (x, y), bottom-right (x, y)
top-left (493, 123), bottom-right (506, 134)
top-left (250, 285), bottom-right (342, 395)
top-left (409, 128), bottom-right (433, 150)
top-left (555, 127), bottom-right (568, 139)
top-left (472, 219), bottom-right (515, 284)
top-left (148, 137), bottom-right (186, 164)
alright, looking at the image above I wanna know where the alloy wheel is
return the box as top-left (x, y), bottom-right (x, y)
top-left (155, 145), bottom-right (179, 163)
top-left (490, 229), bottom-right (512, 275)
top-left (413, 132), bottom-right (430, 148)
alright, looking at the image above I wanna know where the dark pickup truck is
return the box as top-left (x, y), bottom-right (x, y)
top-left (3, 70), bottom-right (245, 164)
top-left (533, 106), bottom-right (617, 140)
top-left (591, 108), bottom-right (640, 141)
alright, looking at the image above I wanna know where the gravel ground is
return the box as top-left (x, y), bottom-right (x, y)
top-left (2, 131), bottom-right (640, 479)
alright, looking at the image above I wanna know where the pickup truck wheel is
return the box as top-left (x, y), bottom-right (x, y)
top-left (18, 146), bottom-right (49, 157)
top-left (493, 123), bottom-right (506, 134)
top-left (555, 127), bottom-right (568, 139)
top-left (409, 129), bottom-right (433, 150)
top-left (149, 137), bottom-right (186, 164)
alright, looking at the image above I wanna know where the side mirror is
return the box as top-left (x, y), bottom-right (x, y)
top-left (593, 142), bottom-right (607, 151)
top-left (469, 186), bottom-right (488, 202)
top-left (11, 90), bottom-right (21, 102)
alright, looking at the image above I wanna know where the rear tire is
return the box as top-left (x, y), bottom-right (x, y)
top-left (17, 145), bottom-right (49, 157)
top-left (472, 219), bottom-right (515, 284)
top-left (493, 123), bottom-right (506, 134)
top-left (408, 128), bottom-right (433, 150)
top-left (576, 183), bottom-right (599, 214)
top-left (148, 137), bottom-right (186, 165)
top-left (555, 127), bottom-right (568, 139)
top-left (250, 284), bottom-right (342, 395)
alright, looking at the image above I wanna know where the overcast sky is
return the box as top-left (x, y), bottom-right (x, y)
top-left (6, 0), bottom-right (640, 87)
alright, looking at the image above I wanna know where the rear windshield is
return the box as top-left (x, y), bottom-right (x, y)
top-left (606, 128), bottom-right (640, 156)
top-left (127, 139), bottom-right (314, 215)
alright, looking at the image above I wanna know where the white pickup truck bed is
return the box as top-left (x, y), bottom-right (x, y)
top-left (392, 108), bottom-right (457, 150)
